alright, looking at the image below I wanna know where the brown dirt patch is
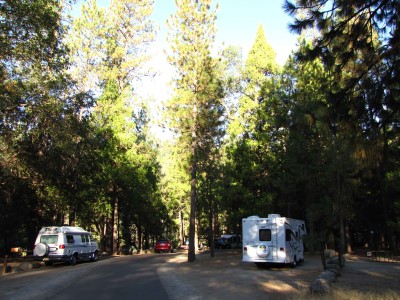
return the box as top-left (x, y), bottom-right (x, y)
top-left (164, 250), bottom-right (400, 299)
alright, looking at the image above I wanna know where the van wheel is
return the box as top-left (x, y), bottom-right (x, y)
top-left (90, 251), bottom-right (99, 262)
top-left (69, 254), bottom-right (77, 266)
top-left (290, 256), bottom-right (297, 268)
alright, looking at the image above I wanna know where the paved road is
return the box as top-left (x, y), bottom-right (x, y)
top-left (0, 255), bottom-right (170, 300)
top-left (2, 250), bottom-right (399, 299)
top-left (0, 251), bottom-right (328, 300)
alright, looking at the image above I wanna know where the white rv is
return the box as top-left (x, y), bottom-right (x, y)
top-left (33, 226), bottom-right (99, 266)
top-left (242, 214), bottom-right (306, 267)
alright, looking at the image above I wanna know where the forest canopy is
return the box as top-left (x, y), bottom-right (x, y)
top-left (0, 0), bottom-right (399, 259)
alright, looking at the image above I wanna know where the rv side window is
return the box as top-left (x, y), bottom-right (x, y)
top-left (259, 229), bottom-right (271, 241)
top-left (81, 235), bottom-right (89, 243)
top-left (66, 235), bottom-right (75, 244)
top-left (285, 229), bottom-right (293, 242)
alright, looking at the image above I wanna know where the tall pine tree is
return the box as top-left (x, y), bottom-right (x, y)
top-left (166, 0), bottom-right (223, 262)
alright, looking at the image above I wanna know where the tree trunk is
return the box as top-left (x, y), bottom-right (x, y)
top-left (209, 196), bottom-right (215, 257)
top-left (144, 230), bottom-right (150, 250)
top-left (188, 159), bottom-right (197, 262)
top-left (98, 221), bottom-right (106, 253)
top-left (113, 196), bottom-right (119, 255)
top-left (105, 215), bottom-right (113, 254)
top-left (345, 221), bottom-right (352, 253)
top-left (378, 126), bottom-right (393, 249)
top-left (179, 210), bottom-right (185, 245)
top-left (137, 222), bottom-right (143, 253)
top-left (188, 103), bottom-right (198, 263)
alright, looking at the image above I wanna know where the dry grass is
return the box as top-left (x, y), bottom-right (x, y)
top-left (331, 288), bottom-right (400, 300)
top-left (288, 288), bottom-right (400, 300)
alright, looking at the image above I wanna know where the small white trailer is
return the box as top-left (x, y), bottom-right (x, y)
top-left (242, 214), bottom-right (306, 267)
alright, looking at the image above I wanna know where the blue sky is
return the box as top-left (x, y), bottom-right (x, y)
top-left (75, 0), bottom-right (299, 64)
top-left (75, 0), bottom-right (299, 63)
top-left (153, 0), bottom-right (297, 65)
top-left (143, 0), bottom-right (299, 104)
top-left (153, 0), bottom-right (299, 65)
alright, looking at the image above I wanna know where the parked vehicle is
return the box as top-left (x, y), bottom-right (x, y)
top-left (33, 226), bottom-right (99, 266)
top-left (154, 239), bottom-right (173, 253)
top-left (242, 214), bottom-right (306, 267)
top-left (214, 237), bottom-right (228, 249)
top-left (121, 244), bottom-right (137, 255)
top-left (214, 234), bottom-right (241, 249)
top-left (179, 237), bottom-right (189, 250)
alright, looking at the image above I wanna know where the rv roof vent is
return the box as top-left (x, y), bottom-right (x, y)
top-left (247, 215), bottom-right (260, 219)
top-left (268, 214), bottom-right (281, 218)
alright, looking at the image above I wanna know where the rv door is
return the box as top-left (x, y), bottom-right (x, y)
top-left (271, 223), bottom-right (279, 259)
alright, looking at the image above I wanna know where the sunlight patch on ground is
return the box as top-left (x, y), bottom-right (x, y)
top-left (363, 270), bottom-right (390, 278)
top-left (167, 255), bottom-right (187, 263)
top-left (261, 280), bottom-right (298, 293)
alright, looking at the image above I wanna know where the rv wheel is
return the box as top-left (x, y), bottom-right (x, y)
top-left (255, 262), bottom-right (267, 268)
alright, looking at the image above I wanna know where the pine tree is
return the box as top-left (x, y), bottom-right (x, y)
top-left (166, 0), bottom-right (223, 262)
top-left (284, 0), bottom-right (400, 251)
top-left (67, 0), bottom-right (156, 254)
top-left (225, 24), bottom-right (280, 218)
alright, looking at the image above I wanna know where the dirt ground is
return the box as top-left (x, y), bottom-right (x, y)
top-left (332, 255), bottom-right (400, 299)
top-left (160, 249), bottom-right (400, 300)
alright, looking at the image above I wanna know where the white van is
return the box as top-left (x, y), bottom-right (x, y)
top-left (242, 214), bottom-right (306, 267)
top-left (33, 226), bottom-right (99, 266)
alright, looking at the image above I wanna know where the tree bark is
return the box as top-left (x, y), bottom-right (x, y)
top-left (179, 210), bottom-right (185, 245)
top-left (113, 196), bottom-right (119, 255)
top-left (209, 195), bottom-right (215, 257)
top-left (188, 158), bottom-right (197, 262)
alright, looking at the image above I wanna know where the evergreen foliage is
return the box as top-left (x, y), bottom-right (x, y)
top-left (1, 0), bottom-right (399, 256)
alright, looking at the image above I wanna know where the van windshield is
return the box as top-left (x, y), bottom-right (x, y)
top-left (40, 235), bottom-right (58, 244)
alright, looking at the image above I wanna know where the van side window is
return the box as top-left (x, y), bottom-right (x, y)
top-left (66, 235), bottom-right (75, 244)
top-left (89, 234), bottom-right (97, 243)
top-left (81, 235), bottom-right (87, 243)
top-left (259, 229), bottom-right (271, 241)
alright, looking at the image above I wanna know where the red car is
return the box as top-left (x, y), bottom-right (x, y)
top-left (154, 239), bottom-right (173, 253)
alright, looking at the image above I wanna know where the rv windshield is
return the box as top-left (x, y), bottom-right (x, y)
top-left (40, 235), bottom-right (58, 244)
